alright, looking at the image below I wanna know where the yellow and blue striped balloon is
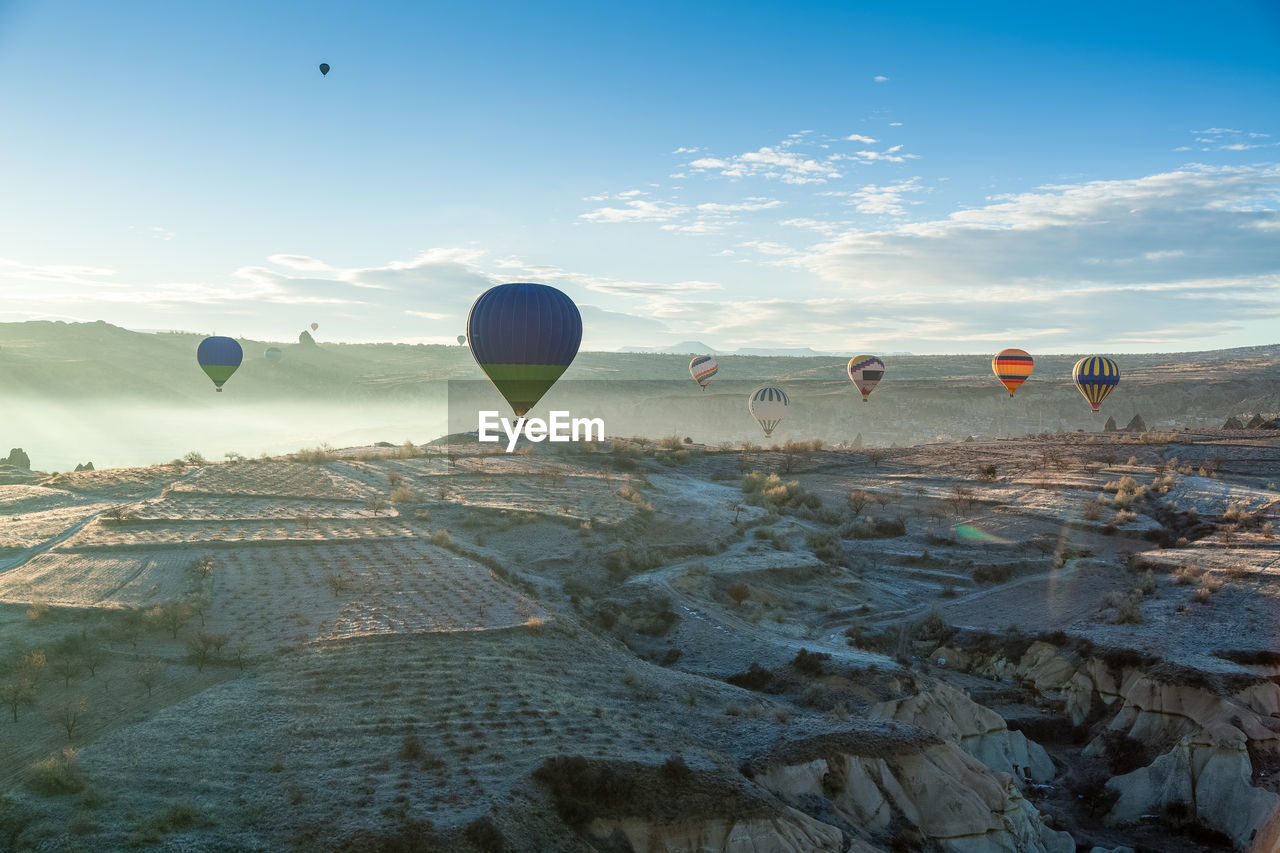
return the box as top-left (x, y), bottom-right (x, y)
top-left (1071, 356), bottom-right (1120, 413)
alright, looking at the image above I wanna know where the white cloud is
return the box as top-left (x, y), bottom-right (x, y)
top-left (873, 75), bottom-right (889, 83)
top-left (780, 217), bottom-right (842, 235)
top-left (851, 144), bottom-right (919, 163)
top-left (579, 199), bottom-right (687, 223)
top-left (844, 177), bottom-right (926, 216)
top-left (800, 166), bottom-right (1280, 298)
top-left (267, 254), bottom-right (334, 272)
top-left (844, 134), bottom-right (878, 143)
top-left (686, 143), bottom-right (843, 184)
top-left (695, 199), bottom-right (782, 213)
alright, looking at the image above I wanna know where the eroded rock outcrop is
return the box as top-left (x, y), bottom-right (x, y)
top-left (869, 681), bottom-right (1055, 783)
top-left (936, 639), bottom-right (1280, 850)
top-left (585, 810), bottom-right (849, 853)
top-left (749, 731), bottom-right (1073, 853)
top-left (1106, 726), bottom-right (1280, 851)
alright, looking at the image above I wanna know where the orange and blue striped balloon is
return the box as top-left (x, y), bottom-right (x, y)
top-left (690, 355), bottom-right (718, 389)
top-left (1072, 356), bottom-right (1120, 413)
top-left (992, 348), bottom-right (1034, 396)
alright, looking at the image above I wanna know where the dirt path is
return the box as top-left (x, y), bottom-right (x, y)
top-left (0, 467), bottom-right (205, 574)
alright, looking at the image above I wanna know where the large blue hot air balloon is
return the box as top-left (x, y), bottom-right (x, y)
top-left (197, 336), bottom-right (243, 392)
top-left (466, 283), bottom-right (581, 417)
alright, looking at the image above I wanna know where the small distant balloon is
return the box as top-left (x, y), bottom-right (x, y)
top-left (847, 355), bottom-right (885, 402)
top-left (1072, 356), bottom-right (1120, 413)
top-left (992, 348), bottom-right (1034, 397)
top-left (457, 335), bottom-right (467, 345)
top-left (466, 282), bottom-right (582, 417)
top-left (197, 336), bottom-right (243, 392)
top-left (310, 322), bottom-right (319, 332)
top-left (319, 63), bottom-right (330, 77)
top-left (265, 346), bottom-right (283, 366)
top-left (689, 355), bottom-right (718, 390)
top-left (749, 386), bottom-right (789, 438)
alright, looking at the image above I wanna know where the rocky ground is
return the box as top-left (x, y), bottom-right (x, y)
top-left (1, 428), bottom-right (1279, 851)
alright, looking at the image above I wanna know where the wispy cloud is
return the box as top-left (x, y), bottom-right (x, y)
top-left (579, 198), bottom-right (688, 223)
top-left (1182, 127), bottom-right (1278, 153)
top-left (824, 177), bottom-right (926, 215)
top-left (873, 75), bottom-right (889, 83)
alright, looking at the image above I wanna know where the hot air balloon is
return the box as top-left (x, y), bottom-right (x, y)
top-left (992, 348), bottom-right (1034, 396)
top-left (690, 355), bottom-right (718, 390)
top-left (466, 282), bottom-right (581, 417)
top-left (749, 386), bottom-right (789, 437)
top-left (319, 63), bottom-right (330, 77)
top-left (197, 336), bottom-right (243, 392)
top-left (265, 346), bottom-right (283, 366)
top-left (1072, 356), bottom-right (1120, 413)
top-left (457, 335), bottom-right (467, 345)
top-left (310, 322), bottom-right (319, 333)
top-left (847, 355), bottom-right (885, 402)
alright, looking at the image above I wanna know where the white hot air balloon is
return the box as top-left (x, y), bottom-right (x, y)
top-left (749, 386), bottom-right (790, 438)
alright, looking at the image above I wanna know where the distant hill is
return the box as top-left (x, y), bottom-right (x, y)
top-left (1, 320), bottom-right (1278, 412)
top-left (620, 341), bottom-right (720, 355)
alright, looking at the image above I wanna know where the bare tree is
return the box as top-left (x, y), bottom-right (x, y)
top-left (1, 680), bottom-right (35, 722)
top-left (52, 654), bottom-right (79, 688)
top-left (366, 497), bottom-right (390, 516)
top-left (846, 490), bottom-right (872, 519)
top-left (865, 449), bottom-right (887, 470)
top-left (190, 556), bottom-right (215, 580)
top-left (148, 601), bottom-right (192, 639)
top-left (58, 697), bottom-right (87, 741)
top-left (133, 659), bottom-right (165, 697)
top-left (296, 511), bottom-right (314, 530)
top-left (873, 490), bottom-right (901, 512)
top-left (948, 485), bottom-right (976, 516)
top-left (79, 642), bottom-right (106, 678)
top-left (185, 593), bottom-right (212, 627)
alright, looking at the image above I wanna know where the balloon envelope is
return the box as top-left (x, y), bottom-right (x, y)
top-left (319, 63), bottom-right (330, 76)
top-left (1072, 356), bottom-right (1120, 412)
top-left (466, 282), bottom-right (582, 416)
top-left (197, 336), bottom-right (243, 392)
top-left (992, 348), bottom-right (1034, 396)
top-left (847, 355), bottom-right (885, 401)
top-left (265, 346), bottom-right (283, 365)
top-left (749, 386), bottom-right (789, 437)
top-left (310, 322), bottom-right (319, 332)
top-left (690, 355), bottom-right (718, 389)
top-left (457, 335), bottom-right (467, 345)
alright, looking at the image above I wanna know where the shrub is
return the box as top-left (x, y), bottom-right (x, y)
top-left (28, 748), bottom-right (85, 795)
top-left (1113, 593), bottom-right (1143, 624)
top-left (429, 529), bottom-right (452, 547)
top-left (915, 609), bottom-right (951, 643)
top-left (293, 445), bottom-right (333, 464)
top-left (972, 564), bottom-right (1013, 584)
top-left (390, 486), bottom-right (418, 504)
top-left (727, 584), bottom-right (750, 605)
top-left (324, 572), bottom-right (353, 594)
top-left (978, 464), bottom-right (997, 482)
top-left (790, 648), bottom-right (830, 676)
top-left (1174, 565), bottom-right (1204, 585)
top-left (805, 530), bottom-right (843, 563)
top-left (727, 663), bottom-right (774, 691)
top-left (398, 734), bottom-right (425, 761)
top-left (463, 816), bottom-right (506, 853)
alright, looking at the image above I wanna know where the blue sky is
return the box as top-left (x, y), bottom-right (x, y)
top-left (0, 0), bottom-right (1277, 353)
